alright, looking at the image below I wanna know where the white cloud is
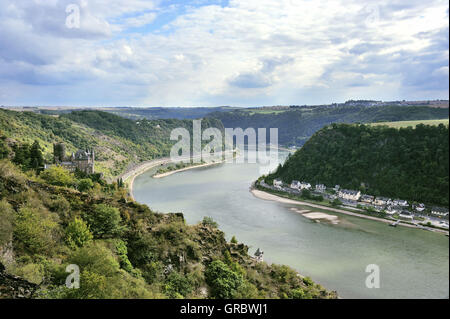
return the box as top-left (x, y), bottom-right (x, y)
top-left (0, 0), bottom-right (448, 106)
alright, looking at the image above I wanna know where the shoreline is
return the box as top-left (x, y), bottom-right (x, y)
top-left (250, 188), bottom-right (449, 234)
top-left (153, 161), bottom-right (225, 179)
top-left (121, 150), bottom-right (236, 200)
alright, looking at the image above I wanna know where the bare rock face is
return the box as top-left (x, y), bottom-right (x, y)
top-left (0, 262), bottom-right (38, 299)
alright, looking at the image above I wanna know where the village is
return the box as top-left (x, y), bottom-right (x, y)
top-left (265, 178), bottom-right (449, 230)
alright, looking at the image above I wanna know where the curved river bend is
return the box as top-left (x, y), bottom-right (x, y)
top-left (133, 151), bottom-right (449, 299)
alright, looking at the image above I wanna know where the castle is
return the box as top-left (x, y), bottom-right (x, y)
top-left (49, 143), bottom-right (95, 174)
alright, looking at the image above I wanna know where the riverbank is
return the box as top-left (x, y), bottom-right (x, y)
top-left (251, 188), bottom-right (449, 235)
top-left (153, 160), bottom-right (225, 178)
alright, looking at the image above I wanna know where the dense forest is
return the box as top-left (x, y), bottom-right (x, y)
top-left (0, 109), bottom-right (223, 179)
top-left (268, 123), bottom-right (449, 206)
top-left (0, 138), bottom-right (335, 299)
top-left (208, 105), bottom-right (449, 146)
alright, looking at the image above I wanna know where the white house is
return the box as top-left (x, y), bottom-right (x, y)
top-left (392, 199), bottom-right (408, 207)
top-left (300, 182), bottom-right (312, 190)
top-left (338, 189), bottom-right (361, 201)
top-left (415, 203), bottom-right (426, 212)
top-left (273, 179), bottom-right (283, 187)
top-left (291, 180), bottom-right (311, 190)
top-left (290, 180), bottom-right (300, 189)
top-left (315, 184), bottom-right (326, 193)
top-left (360, 194), bottom-right (375, 204)
top-left (431, 207), bottom-right (449, 218)
top-left (374, 197), bottom-right (391, 206)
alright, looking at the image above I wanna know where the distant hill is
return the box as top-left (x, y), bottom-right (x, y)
top-left (208, 105), bottom-right (449, 146)
top-left (268, 123), bottom-right (449, 207)
top-left (0, 109), bottom-right (223, 179)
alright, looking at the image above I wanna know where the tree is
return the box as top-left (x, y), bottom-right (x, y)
top-left (65, 218), bottom-right (93, 249)
top-left (202, 216), bottom-right (218, 228)
top-left (205, 260), bottom-right (243, 299)
top-left (83, 204), bottom-right (123, 238)
top-left (78, 178), bottom-right (94, 192)
top-left (40, 166), bottom-right (76, 187)
top-left (13, 206), bottom-right (60, 255)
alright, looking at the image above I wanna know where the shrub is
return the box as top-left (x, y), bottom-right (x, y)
top-left (40, 166), bottom-right (75, 187)
top-left (13, 206), bottom-right (60, 255)
top-left (202, 216), bottom-right (218, 228)
top-left (164, 271), bottom-right (193, 298)
top-left (205, 260), bottom-right (243, 299)
top-left (0, 200), bottom-right (14, 246)
top-left (78, 178), bottom-right (94, 192)
top-left (65, 218), bottom-right (93, 249)
top-left (83, 204), bottom-right (123, 238)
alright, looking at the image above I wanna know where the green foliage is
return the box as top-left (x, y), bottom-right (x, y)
top-left (164, 271), bottom-right (194, 298)
top-left (230, 236), bottom-right (238, 244)
top-left (40, 166), bottom-right (76, 187)
top-left (13, 206), bottom-right (60, 256)
top-left (205, 260), bottom-right (243, 299)
top-left (83, 204), bottom-right (123, 238)
top-left (209, 105), bottom-right (449, 146)
top-left (65, 218), bottom-right (93, 249)
top-left (0, 200), bottom-right (14, 246)
top-left (271, 123), bottom-right (449, 206)
top-left (331, 199), bottom-right (342, 207)
top-left (202, 216), bottom-right (219, 228)
top-left (77, 178), bottom-right (94, 192)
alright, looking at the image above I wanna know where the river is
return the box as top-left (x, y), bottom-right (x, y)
top-left (133, 151), bottom-right (449, 299)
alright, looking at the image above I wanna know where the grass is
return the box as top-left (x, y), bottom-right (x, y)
top-left (370, 119), bottom-right (449, 128)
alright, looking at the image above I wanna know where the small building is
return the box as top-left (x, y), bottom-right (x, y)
top-left (315, 184), bottom-right (326, 193)
top-left (334, 185), bottom-right (340, 191)
top-left (431, 207), bottom-right (449, 218)
top-left (414, 203), bottom-right (426, 212)
top-left (338, 189), bottom-right (361, 201)
top-left (254, 248), bottom-right (264, 262)
top-left (290, 180), bottom-right (300, 189)
top-left (360, 194), bottom-right (375, 204)
top-left (273, 179), bottom-right (283, 187)
top-left (299, 182), bottom-right (312, 190)
top-left (392, 199), bottom-right (408, 207)
top-left (48, 143), bottom-right (95, 175)
top-left (374, 197), bottom-right (391, 206)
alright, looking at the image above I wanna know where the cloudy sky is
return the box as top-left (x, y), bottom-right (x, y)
top-left (0, 0), bottom-right (448, 107)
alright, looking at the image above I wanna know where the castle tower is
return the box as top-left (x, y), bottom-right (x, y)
top-left (53, 143), bottom-right (66, 163)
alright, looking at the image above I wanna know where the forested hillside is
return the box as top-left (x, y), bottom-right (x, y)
top-left (0, 109), bottom-right (223, 179)
top-left (0, 143), bottom-right (335, 299)
top-left (269, 123), bottom-right (449, 206)
top-left (208, 105), bottom-right (449, 146)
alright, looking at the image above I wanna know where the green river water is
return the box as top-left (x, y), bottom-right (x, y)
top-left (133, 151), bottom-right (449, 299)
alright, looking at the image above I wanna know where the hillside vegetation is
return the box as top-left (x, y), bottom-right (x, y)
top-left (0, 142), bottom-right (335, 299)
top-left (0, 109), bottom-right (223, 180)
top-left (208, 105), bottom-right (449, 146)
top-left (268, 123), bottom-right (449, 207)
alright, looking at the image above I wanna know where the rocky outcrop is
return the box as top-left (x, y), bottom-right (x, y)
top-left (0, 262), bottom-right (38, 299)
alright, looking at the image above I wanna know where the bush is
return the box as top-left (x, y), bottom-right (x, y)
top-left (202, 216), bottom-right (218, 228)
top-left (0, 200), bottom-right (14, 246)
top-left (13, 206), bottom-right (60, 255)
top-left (83, 204), bottom-right (123, 238)
top-left (78, 178), bottom-right (94, 192)
top-left (40, 166), bottom-right (75, 187)
top-left (205, 260), bottom-right (243, 299)
top-left (164, 271), bottom-right (193, 298)
top-left (65, 218), bottom-right (93, 249)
